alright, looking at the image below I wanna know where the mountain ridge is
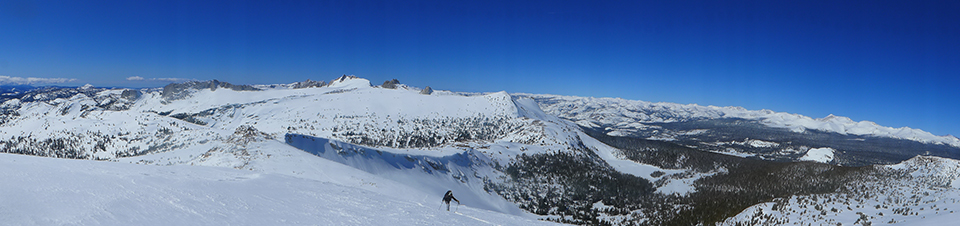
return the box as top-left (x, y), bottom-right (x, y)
top-left (514, 93), bottom-right (960, 148)
top-left (4, 78), bottom-right (953, 148)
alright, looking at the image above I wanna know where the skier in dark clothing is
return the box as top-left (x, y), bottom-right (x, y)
top-left (441, 190), bottom-right (460, 211)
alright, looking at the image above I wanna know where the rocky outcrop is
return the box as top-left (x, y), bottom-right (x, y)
top-left (291, 79), bottom-right (327, 89)
top-left (229, 125), bottom-right (274, 144)
top-left (331, 75), bottom-right (359, 84)
top-left (419, 86), bottom-right (433, 95)
top-left (161, 80), bottom-right (260, 102)
top-left (381, 79), bottom-right (400, 89)
top-left (120, 89), bottom-right (141, 101)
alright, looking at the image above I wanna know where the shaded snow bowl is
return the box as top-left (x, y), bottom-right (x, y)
top-left (284, 134), bottom-right (479, 176)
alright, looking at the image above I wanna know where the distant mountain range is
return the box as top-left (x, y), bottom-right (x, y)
top-left (1, 76), bottom-right (957, 225)
top-left (516, 93), bottom-right (960, 166)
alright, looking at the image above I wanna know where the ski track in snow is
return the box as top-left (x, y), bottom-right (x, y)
top-left (456, 211), bottom-right (496, 225)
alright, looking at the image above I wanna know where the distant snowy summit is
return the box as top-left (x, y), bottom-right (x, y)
top-left (766, 113), bottom-right (960, 147)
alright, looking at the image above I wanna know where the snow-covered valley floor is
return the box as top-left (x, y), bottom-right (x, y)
top-left (0, 153), bottom-right (558, 226)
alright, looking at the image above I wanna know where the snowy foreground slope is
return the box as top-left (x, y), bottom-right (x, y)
top-left (1, 76), bottom-right (958, 225)
top-left (0, 153), bottom-right (556, 226)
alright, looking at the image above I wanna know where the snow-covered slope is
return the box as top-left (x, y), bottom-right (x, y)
top-left (798, 147), bottom-right (836, 163)
top-left (517, 93), bottom-right (960, 148)
top-left (0, 153), bottom-right (557, 226)
top-left (722, 156), bottom-right (960, 225)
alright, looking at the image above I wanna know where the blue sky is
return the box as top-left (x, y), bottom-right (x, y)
top-left (1, 0), bottom-right (958, 137)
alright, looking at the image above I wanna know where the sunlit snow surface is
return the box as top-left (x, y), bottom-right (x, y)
top-left (0, 153), bottom-right (558, 226)
top-left (798, 147), bottom-right (835, 163)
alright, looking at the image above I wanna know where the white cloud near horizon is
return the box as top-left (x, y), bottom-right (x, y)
top-left (153, 77), bottom-right (192, 82)
top-left (126, 76), bottom-right (145, 81)
top-left (0, 75), bottom-right (78, 85)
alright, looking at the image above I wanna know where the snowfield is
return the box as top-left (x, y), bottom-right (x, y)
top-left (799, 147), bottom-right (835, 163)
top-left (0, 153), bottom-right (558, 226)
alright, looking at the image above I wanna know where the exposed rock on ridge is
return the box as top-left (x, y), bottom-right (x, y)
top-left (161, 80), bottom-right (260, 102)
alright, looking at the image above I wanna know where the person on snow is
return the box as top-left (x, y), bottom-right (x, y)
top-left (441, 190), bottom-right (460, 211)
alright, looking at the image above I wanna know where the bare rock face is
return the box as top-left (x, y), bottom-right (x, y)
top-left (291, 79), bottom-right (327, 89)
top-left (419, 86), bottom-right (433, 95)
top-left (120, 89), bottom-right (141, 101)
top-left (381, 79), bottom-right (400, 89)
top-left (229, 125), bottom-right (273, 144)
top-left (161, 80), bottom-right (260, 102)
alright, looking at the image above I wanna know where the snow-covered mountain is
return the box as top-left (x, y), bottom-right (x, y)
top-left (0, 75), bottom-right (957, 225)
top-left (518, 93), bottom-right (960, 147)
top-left (517, 93), bottom-right (960, 166)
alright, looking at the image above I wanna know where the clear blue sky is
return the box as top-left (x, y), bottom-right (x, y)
top-left (1, 0), bottom-right (958, 137)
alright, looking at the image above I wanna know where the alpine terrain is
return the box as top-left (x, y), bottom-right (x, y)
top-left (1, 75), bottom-right (957, 225)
